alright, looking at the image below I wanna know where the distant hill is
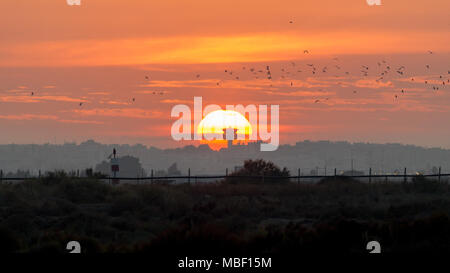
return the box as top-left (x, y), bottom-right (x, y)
top-left (0, 139), bottom-right (449, 175)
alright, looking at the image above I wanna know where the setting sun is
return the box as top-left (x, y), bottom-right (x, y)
top-left (197, 110), bottom-right (252, 150)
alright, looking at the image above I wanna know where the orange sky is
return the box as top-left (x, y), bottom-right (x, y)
top-left (0, 0), bottom-right (449, 148)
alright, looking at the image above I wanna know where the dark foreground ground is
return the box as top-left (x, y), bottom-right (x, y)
top-left (1, 174), bottom-right (450, 255)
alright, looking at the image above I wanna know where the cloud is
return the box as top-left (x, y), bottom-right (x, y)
top-left (99, 100), bottom-right (131, 106)
top-left (0, 95), bottom-right (88, 104)
top-left (2, 31), bottom-right (448, 67)
top-left (72, 108), bottom-right (163, 119)
top-left (88, 91), bottom-right (111, 96)
top-left (160, 99), bottom-right (193, 104)
top-left (0, 114), bottom-right (58, 120)
top-left (0, 114), bottom-right (103, 124)
top-left (264, 90), bottom-right (335, 97)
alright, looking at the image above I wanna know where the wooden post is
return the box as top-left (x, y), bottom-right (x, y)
top-left (226, 168), bottom-right (228, 177)
top-left (188, 168), bottom-right (191, 184)
top-left (369, 168), bottom-right (372, 183)
top-left (0, 170), bottom-right (2, 183)
top-left (151, 169), bottom-right (154, 184)
top-left (404, 168), bottom-right (407, 183)
top-left (38, 169), bottom-right (41, 178)
top-left (438, 166), bottom-right (441, 183)
top-left (334, 168), bottom-right (337, 180)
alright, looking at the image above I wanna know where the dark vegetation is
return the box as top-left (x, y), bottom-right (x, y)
top-left (1, 162), bottom-right (450, 254)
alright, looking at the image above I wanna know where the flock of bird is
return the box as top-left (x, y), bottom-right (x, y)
top-left (27, 41), bottom-right (449, 107)
top-left (193, 50), bottom-right (448, 104)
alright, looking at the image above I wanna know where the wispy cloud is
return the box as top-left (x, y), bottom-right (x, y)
top-left (72, 108), bottom-right (163, 119)
top-left (160, 99), bottom-right (193, 104)
top-left (0, 95), bottom-right (88, 104)
top-left (0, 114), bottom-right (103, 124)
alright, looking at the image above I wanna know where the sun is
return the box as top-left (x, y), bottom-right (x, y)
top-left (197, 110), bottom-right (252, 150)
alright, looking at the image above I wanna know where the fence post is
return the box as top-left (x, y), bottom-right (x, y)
top-left (188, 168), bottom-right (191, 185)
top-left (334, 168), bottom-right (337, 180)
top-left (226, 168), bottom-right (228, 177)
top-left (38, 169), bottom-right (41, 178)
top-left (369, 168), bottom-right (372, 183)
top-left (0, 169), bottom-right (2, 183)
top-left (151, 169), bottom-right (154, 184)
top-left (438, 166), bottom-right (441, 182)
top-left (404, 168), bottom-right (407, 183)
top-left (297, 168), bottom-right (300, 184)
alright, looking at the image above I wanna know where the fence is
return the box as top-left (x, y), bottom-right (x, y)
top-left (1, 168), bottom-right (449, 185)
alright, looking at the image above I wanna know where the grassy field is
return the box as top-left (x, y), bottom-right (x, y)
top-left (1, 173), bottom-right (450, 254)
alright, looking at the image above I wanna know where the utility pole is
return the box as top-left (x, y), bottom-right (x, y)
top-left (351, 159), bottom-right (354, 176)
top-left (438, 166), bottom-right (441, 182)
top-left (188, 168), bottom-right (191, 184)
top-left (404, 167), bottom-right (407, 183)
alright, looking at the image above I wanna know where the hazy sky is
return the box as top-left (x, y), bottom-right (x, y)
top-left (0, 0), bottom-right (449, 148)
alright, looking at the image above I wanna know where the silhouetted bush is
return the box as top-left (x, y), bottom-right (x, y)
top-left (0, 227), bottom-right (21, 253)
top-left (225, 159), bottom-right (290, 184)
top-left (1, 175), bottom-right (450, 253)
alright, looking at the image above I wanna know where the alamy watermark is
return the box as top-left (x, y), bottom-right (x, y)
top-left (66, 0), bottom-right (81, 6)
top-left (171, 97), bottom-right (279, 151)
top-left (366, 0), bottom-right (382, 5)
top-left (66, 1), bottom-right (380, 7)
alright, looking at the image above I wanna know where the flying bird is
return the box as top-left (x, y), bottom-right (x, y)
top-left (303, 50), bottom-right (309, 54)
